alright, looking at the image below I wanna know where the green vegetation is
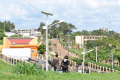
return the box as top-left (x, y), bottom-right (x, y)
top-left (38, 44), bottom-right (46, 54)
top-left (1, 59), bottom-right (120, 80)
top-left (69, 48), bottom-right (83, 56)
top-left (9, 34), bottom-right (23, 38)
top-left (14, 61), bottom-right (45, 76)
top-left (85, 60), bottom-right (120, 71)
top-left (0, 21), bottom-right (15, 32)
top-left (71, 57), bottom-right (120, 71)
top-left (0, 40), bottom-right (3, 45)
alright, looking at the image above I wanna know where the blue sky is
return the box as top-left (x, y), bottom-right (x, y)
top-left (0, 0), bottom-right (120, 33)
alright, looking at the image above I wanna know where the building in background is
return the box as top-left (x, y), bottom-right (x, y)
top-left (75, 35), bottom-right (107, 48)
top-left (101, 28), bottom-right (108, 32)
top-left (0, 37), bottom-right (39, 57)
top-left (5, 28), bottom-right (43, 40)
top-left (12, 28), bottom-right (38, 35)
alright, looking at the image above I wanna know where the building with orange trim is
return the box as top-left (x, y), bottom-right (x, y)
top-left (0, 37), bottom-right (39, 57)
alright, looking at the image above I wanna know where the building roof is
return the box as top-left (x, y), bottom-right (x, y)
top-left (7, 38), bottom-right (33, 44)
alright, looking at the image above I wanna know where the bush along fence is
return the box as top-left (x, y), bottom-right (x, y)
top-left (99, 60), bottom-right (119, 67)
top-left (85, 60), bottom-right (120, 71)
top-left (72, 58), bottom-right (119, 73)
top-left (88, 62), bottom-right (115, 73)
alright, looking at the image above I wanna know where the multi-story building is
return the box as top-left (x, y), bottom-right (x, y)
top-left (12, 28), bottom-right (38, 35)
top-left (75, 35), bottom-right (107, 48)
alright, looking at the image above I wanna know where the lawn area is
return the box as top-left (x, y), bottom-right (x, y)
top-left (69, 48), bottom-right (83, 57)
top-left (0, 59), bottom-right (120, 80)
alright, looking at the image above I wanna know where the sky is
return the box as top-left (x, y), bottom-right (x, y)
top-left (0, 0), bottom-right (120, 33)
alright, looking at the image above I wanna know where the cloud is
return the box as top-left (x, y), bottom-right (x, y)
top-left (112, 22), bottom-right (120, 25)
top-left (117, 0), bottom-right (120, 6)
top-left (8, 4), bottom-right (31, 20)
top-left (102, 1), bottom-right (116, 7)
top-left (83, 0), bottom-right (101, 9)
top-left (0, 0), bottom-right (120, 33)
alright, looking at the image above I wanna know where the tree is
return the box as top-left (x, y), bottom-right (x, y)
top-left (81, 30), bottom-right (89, 35)
top-left (38, 22), bottom-right (45, 35)
top-left (0, 29), bottom-right (7, 40)
top-left (37, 44), bottom-right (46, 54)
top-left (48, 20), bottom-right (77, 39)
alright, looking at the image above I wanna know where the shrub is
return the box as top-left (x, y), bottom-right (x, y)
top-left (85, 59), bottom-right (120, 71)
top-left (72, 58), bottom-right (83, 62)
top-left (55, 52), bottom-right (58, 54)
top-left (14, 61), bottom-right (45, 76)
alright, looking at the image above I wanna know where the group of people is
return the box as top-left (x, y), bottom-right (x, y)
top-left (51, 54), bottom-right (71, 72)
top-left (51, 54), bottom-right (82, 73)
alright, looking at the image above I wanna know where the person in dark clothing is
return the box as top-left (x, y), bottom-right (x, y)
top-left (52, 54), bottom-right (59, 72)
top-left (60, 55), bottom-right (70, 72)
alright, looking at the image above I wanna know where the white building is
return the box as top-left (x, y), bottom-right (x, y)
top-left (12, 28), bottom-right (38, 35)
top-left (75, 35), bottom-right (107, 48)
top-left (6, 28), bottom-right (43, 39)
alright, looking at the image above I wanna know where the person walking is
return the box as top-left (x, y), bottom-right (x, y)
top-left (70, 64), bottom-right (74, 72)
top-left (52, 54), bottom-right (59, 72)
top-left (78, 65), bottom-right (82, 73)
top-left (60, 55), bottom-right (70, 73)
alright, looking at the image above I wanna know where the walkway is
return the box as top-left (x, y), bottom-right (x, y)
top-left (49, 39), bottom-right (79, 58)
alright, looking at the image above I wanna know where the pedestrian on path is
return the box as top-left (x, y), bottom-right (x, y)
top-left (52, 54), bottom-right (59, 72)
top-left (78, 65), bottom-right (82, 73)
top-left (70, 64), bottom-right (74, 72)
top-left (60, 55), bottom-right (70, 73)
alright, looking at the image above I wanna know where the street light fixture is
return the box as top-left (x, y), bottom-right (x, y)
top-left (41, 11), bottom-right (53, 71)
top-left (42, 11), bottom-right (64, 71)
top-left (82, 49), bottom-right (93, 74)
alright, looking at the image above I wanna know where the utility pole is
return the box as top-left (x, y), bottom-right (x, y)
top-left (96, 46), bottom-right (97, 62)
top-left (67, 35), bottom-right (70, 57)
top-left (4, 22), bottom-right (5, 32)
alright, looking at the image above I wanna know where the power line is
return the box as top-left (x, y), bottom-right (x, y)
top-left (24, 0), bottom-right (53, 22)
top-left (24, 0), bottom-right (41, 12)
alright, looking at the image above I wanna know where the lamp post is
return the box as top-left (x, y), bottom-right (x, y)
top-left (41, 11), bottom-right (53, 71)
top-left (82, 49), bottom-right (93, 74)
top-left (67, 35), bottom-right (70, 58)
top-left (42, 11), bottom-right (64, 71)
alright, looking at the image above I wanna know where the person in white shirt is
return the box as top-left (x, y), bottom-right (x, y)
top-left (78, 65), bottom-right (82, 73)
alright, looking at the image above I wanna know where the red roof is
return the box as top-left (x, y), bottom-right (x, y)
top-left (7, 38), bottom-right (33, 44)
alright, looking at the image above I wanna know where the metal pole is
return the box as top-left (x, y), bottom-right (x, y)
top-left (96, 46), bottom-right (97, 62)
top-left (68, 36), bottom-right (69, 57)
top-left (4, 22), bottom-right (5, 32)
top-left (112, 52), bottom-right (113, 71)
top-left (83, 53), bottom-right (84, 74)
top-left (46, 15), bottom-right (48, 71)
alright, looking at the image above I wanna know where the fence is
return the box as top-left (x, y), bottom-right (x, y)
top-left (99, 60), bottom-right (119, 67)
top-left (0, 53), bottom-right (54, 71)
top-left (87, 62), bottom-right (118, 73)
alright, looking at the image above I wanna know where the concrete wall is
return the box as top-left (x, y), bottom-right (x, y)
top-left (29, 37), bottom-right (38, 45)
top-left (3, 37), bottom-right (11, 48)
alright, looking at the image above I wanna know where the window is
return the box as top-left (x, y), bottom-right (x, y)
top-left (31, 50), bottom-right (35, 53)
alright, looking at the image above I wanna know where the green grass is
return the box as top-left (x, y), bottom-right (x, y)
top-left (0, 59), bottom-right (120, 80)
top-left (69, 48), bottom-right (83, 57)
